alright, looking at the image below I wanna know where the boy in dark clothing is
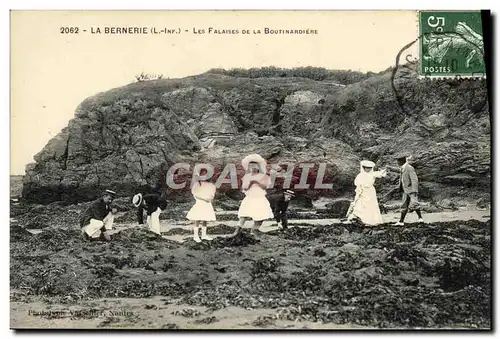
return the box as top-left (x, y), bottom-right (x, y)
top-left (80, 189), bottom-right (117, 241)
top-left (267, 190), bottom-right (295, 229)
top-left (133, 193), bottom-right (168, 235)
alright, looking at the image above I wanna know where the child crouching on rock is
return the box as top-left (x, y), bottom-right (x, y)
top-left (80, 189), bottom-right (117, 242)
top-left (133, 192), bottom-right (168, 235)
top-left (186, 169), bottom-right (217, 243)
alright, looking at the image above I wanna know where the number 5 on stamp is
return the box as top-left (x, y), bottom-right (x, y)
top-left (419, 10), bottom-right (486, 78)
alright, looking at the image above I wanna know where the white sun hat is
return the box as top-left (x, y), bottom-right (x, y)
top-left (241, 154), bottom-right (267, 172)
top-left (132, 193), bottom-right (143, 207)
top-left (360, 160), bottom-right (376, 168)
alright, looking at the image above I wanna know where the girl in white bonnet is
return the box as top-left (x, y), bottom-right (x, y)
top-left (232, 154), bottom-right (274, 237)
top-left (186, 167), bottom-right (217, 243)
top-left (345, 160), bottom-right (387, 226)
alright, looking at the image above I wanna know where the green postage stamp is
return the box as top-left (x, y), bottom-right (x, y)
top-left (419, 10), bottom-right (486, 78)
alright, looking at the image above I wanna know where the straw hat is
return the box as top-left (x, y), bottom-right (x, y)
top-left (104, 189), bottom-right (117, 197)
top-left (360, 160), bottom-right (376, 168)
top-left (395, 153), bottom-right (410, 162)
top-left (241, 154), bottom-right (267, 172)
top-left (132, 193), bottom-right (143, 207)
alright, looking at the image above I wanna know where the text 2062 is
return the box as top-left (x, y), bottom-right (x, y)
top-left (60, 27), bottom-right (79, 34)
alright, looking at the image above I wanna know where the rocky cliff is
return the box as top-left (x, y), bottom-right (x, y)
top-left (22, 67), bottom-right (491, 205)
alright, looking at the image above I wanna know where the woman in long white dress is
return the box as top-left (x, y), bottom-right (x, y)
top-left (232, 154), bottom-right (274, 237)
top-left (186, 171), bottom-right (217, 243)
top-left (345, 160), bottom-right (387, 226)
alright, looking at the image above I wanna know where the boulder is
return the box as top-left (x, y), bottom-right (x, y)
top-left (21, 71), bottom-right (490, 205)
top-left (325, 198), bottom-right (352, 218)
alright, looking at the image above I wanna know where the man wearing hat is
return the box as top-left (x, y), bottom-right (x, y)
top-left (80, 189), bottom-right (117, 241)
top-left (133, 192), bottom-right (168, 235)
top-left (395, 154), bottom-right (424, 225)
top-left (267, 189), bottom-right (295, 230)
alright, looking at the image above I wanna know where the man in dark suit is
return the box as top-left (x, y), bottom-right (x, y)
top-left (394, 155), bottom-right (424, 225)
top-left (133, 193), bottom-right (168, 235)
top-left (80, 189), bottom-right (117, 241)
top-left (267, 190), bottom-right (295, 229)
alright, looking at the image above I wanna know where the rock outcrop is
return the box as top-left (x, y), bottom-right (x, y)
top-left (22, 69), bottom-right (490, 205)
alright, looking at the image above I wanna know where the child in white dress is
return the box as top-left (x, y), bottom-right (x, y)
top-left (186, 171), bottom-right (217, 243)
top-left (233, 154), bottom-right (274, 237)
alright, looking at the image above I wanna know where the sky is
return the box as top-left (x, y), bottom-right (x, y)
top-left (10, 10), bottom-right (418, 174)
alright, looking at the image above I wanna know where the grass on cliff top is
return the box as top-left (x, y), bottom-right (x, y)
top-left (202, 66), bottom-right (377, 84)
top-left (77, 67), bottom-right (376, 113)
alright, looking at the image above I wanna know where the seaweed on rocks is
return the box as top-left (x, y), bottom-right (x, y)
top-left (286, 211), bottom-right (323, 220)
top-left (163, 227), bottom-right (192, 236)
top-left (209, 224), bottom-right (237, 234)
top-left (268, 223), bottom-right (357, 241)
top-left (184, 231), bottom-right (260, 250)
top-left (212, 232), bottom-right (260, 248)
top-left (437, 256), bottom-right (489, 292)
top-left (164, 224), bottom-right (235, 237)
top-left (213, 214), bottom-right (239, 221)
top-left (250, 257), bottom-right (280, 277)
top-left (22, 227), bottom-right (83, 252)
top-left (13, 202), bottom-right (87, 229)
top-left (10, 225), bottom-right (33, 241)
top-left (10, 214), bottom-right (491, 329)
top-left (112, 228), bottom-right (179, 249)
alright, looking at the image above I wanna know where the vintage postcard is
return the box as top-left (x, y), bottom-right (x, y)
top-left (10, 10), bottom-right (491, 330)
